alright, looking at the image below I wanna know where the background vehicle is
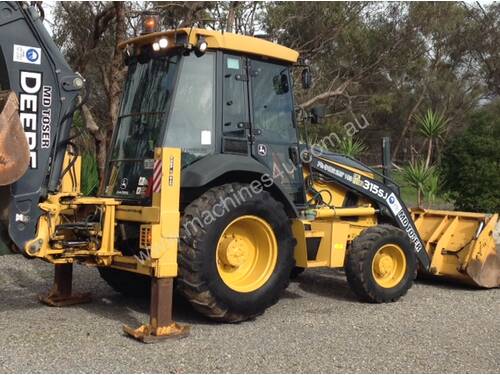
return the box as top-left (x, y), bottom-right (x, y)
top-left (0, 1), bottom-right (498, 342)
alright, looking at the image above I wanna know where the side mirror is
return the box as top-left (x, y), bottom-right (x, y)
top-left (310, 105), bottom-right (326, 124)
top-left (301, 68), bottom-right (312, 90)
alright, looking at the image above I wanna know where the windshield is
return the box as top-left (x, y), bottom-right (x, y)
top-left (104, 51), bottom-right (216, 201)
top-left (165, 52), bottom-right (216, 166)
top-left (104, 54), bottom-right (179, 199)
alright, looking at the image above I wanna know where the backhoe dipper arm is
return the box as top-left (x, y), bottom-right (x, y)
top-left (311, 156), bottom-right (431, 270)
top-left (0, 2), bottom-right (83, 249)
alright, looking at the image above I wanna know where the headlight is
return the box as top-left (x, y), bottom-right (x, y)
top-left (159, 38), bottom-right (168, 49)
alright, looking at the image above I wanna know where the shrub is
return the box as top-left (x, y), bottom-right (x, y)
top-left (336, 136), bottom-right (368, 159)
top-left (400, 159), bottom-right (437, 207)
top-left (440, 103), bottom-right (500, 212)
top-left (415, 109), bottom-right (449, 167)
top-left (81, 152), bottom-right (99, 196)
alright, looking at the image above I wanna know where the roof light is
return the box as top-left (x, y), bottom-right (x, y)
top-left (152, 42), bottom-right (160, 52)
top-left (158, 38), bottom-right (168, 49)
top-left (195, 37), bottom-right (208, 56)
top-left (198, 41), bottom-right (208, 53)
top-left (142, 15), bottom-right (159, 34)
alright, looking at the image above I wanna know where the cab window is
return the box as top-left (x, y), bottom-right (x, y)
top-left (165, 52), bottom-right (216, 167)
top-left (250, 60), bottom-right (295, 143)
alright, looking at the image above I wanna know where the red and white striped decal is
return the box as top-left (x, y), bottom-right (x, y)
top-left (152, 160), bottom-right (162, 193)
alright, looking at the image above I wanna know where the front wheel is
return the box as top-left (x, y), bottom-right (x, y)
top-left (177, 183), bottom-right (295, 322)
top-left (345, 224), bottom-right (417, 303)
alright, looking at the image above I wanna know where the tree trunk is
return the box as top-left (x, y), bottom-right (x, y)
top-left (425, 138), bottom-right (433, 168)
top-left (81, 105), bottom-right (107, 183)
top-left (226, 2), bottom-right (239, 33)
top-left (392, 87), bottom-right (426, 161)
top-left (106, 3), bottom-right (127, 150)
top-left (96, 2), bottom-right (127, 192)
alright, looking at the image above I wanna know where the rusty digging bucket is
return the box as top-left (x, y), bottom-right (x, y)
top-left (0, 90), bottom-right (29, 185)
top-left (411, 208), bottom-right (500, 288)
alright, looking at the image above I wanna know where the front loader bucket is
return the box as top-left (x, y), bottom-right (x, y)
top-left (0, 90), bottom-right (29, 185)
top-left (411, 208), bottom-right (499, 288)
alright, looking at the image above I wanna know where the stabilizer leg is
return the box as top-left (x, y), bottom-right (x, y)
top-left (123, 277), bottom-right (189, 343)
top-left (39, 263), bottom-right (92, 306)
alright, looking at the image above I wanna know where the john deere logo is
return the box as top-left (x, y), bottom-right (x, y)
top-left (119, 178), bottom-right (129, 190)
top-left (257, 144), bottom-right (267, 156)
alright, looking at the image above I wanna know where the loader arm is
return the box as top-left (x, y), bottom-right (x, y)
top-left (310, 155), bottom-right (432, 270)
top-left (0, 1), bottom-right (83, 248)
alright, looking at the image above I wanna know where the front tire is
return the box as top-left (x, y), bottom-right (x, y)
top-left (177, 183), bottom-right (295, 322)
top-left (345, 224), bottom-right (417, 303)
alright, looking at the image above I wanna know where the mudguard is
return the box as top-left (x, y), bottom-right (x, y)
top-left (181, 153), bottom-right (299, 217)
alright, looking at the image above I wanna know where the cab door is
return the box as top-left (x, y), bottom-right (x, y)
top-left (248, 58), bottom-right (304, 204)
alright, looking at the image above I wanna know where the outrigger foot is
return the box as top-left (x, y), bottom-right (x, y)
top-left (39, 263), bottom-right (91, 307)
top-left (123, 277), bottom-right (189, 343)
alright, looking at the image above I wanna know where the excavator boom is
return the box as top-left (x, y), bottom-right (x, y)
top-left (0, 1), bottom-right (82, 248)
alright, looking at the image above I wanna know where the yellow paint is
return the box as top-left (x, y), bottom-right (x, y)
top-left (216, 215), bottom-right (278, 293)
top-left (303, 168), bottom-right (375, 210)
top-left (371, 244), bottom-right (407, 288)
top-left (151, 148), bottom-right (182, 277)
top-left (314, 206), bottom-right (375, 219)
top-left (119, 28), bottom-right (299, 64)
top-left (25, 193), bottom-right (120, 262)
top-left (115, 205), bottom-right (160, 223)
top-left (329, 222), bottom-right (351, 267)
top-left (24, 148), bottom-right (183, 279)
top-left (292, 219), bottom-right (308, 268)
top-left (60, 152), bottom-right (81, 194)
top-left (411, 208), bottom-right (499, 285)
top-left (292, 216), bottom-right (374, 269)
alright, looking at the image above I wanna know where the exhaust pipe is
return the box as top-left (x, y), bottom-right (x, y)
top-left (0, 90), bottom-right (30, 185)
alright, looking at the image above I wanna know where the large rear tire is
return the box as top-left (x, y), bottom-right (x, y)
top-left (177, 183), bottom-right (295, 322)
top-left (345, 224), bottom-right (417, 303)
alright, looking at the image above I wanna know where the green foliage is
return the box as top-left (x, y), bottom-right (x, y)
top-left (51, 0), bottom-right (500, 181)
top-left (81, 153), bottom-right (99, 196)
top-left (416, 109), bottom-right (449, 139)
top-left (400, 160), bottom-right (437, 207)
top-left (414, 108), bottom-right (449, 167)
top-left (423, 170), bottom-right (444, 207)
top-left (336, 137), bottom-right (368, 159)
top-left (440, 102), bottom-right (500, 212)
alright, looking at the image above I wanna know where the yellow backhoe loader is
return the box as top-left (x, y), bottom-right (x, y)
top-left (0, 2), bottom-right (498, 343)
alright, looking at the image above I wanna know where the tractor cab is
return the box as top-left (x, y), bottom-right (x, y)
top-left (104, 28), bottom-right (306, 207)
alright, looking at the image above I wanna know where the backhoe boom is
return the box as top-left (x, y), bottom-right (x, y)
top-left (0, 1), bottom-right (83, 248)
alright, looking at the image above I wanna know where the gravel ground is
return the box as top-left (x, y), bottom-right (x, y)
top-left (0, 254), bottom-right (498, 373)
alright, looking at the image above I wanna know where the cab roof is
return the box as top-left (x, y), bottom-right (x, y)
top-left (120, 28), bottom-right (299, 64)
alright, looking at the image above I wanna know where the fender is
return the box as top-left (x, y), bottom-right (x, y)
top-left (181, 153), bottom-right (298, 217)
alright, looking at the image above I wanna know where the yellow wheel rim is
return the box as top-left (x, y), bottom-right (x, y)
top-left (371, 244), bottom-right (407, 288)
top-left (216, 215), bottom-right (278, 293)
